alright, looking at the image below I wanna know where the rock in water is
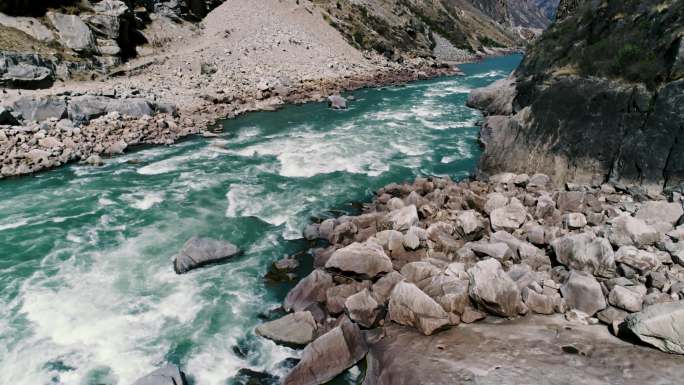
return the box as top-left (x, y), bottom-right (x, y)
top-left (468, 258), bottom-right (523, 317)
top-left (284, 269), bottom-right (333, 312)
top-left (625, 301), bottom-right (684, 354)
top-left (132, 364), bottom-right (187, 385)
top-left (173, 237), bottom-right (241, 274)
top-left (388, 281), bottom-right (450, 335)
top-left (561, 270), bottom-right (606, 316)
top-left (255, 311), bottom-right (317, 346)
top-left (325, 242), bottom-right (393, 279)
top-left (327, 95), bottom-right (347, 109)
top-left (282, 319), bottom-right (368, 385)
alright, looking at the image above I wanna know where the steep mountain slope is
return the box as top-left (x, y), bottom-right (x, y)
top-left (469, 0), bottom-right (684, 191)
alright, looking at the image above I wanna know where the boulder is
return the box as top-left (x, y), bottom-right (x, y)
top-left (389, 281), bottom-right (451, 335)
top-left (67, 96), bottom-right (111, 123)
top-left (608, 285), bottom-right (643, 313)
top-left (46, 12), bottom-right (98, 53)
top-left (614, 246), bottom-right (660, 274)
top-left (490, 198), bottom-right (527, 232)
top-left (635, 201), bottom-right (684, 226)
top-left (400, 261), bottom-right (441, 284)
top-left (469, 241), bottom-right (514, 262)
top-left (106, 98), bottom-right (154, 118)
top-left (466, 76), bottom-right (516, 116)
top-left (522, 288), bottom-right (557, 315)
top-left (282, 320), bottom-right (368, 385)
top-left (417, 274), bottom-right (470, 315)
top-left (132, 364), bottom-right (186, 385)
top-left (385, 205), bottom-right (419, 231)
top-left (556, 191), bottom-right (586, 213)
top-left (325, 281), bottom-right (370, 315)
top-left (1, 63), bottom-right (53, 89)
top-left (468, 258), bottom-right (523, 317)
top-left (255, 311), bottom-right (317, 346)
top-left (11, 96), bottom-right (67, 122)
top-left (560, 270), bottom-right (606, 316)
top-left (608, 214), bottom-right (660, 248)
top-left (345, 289), bottom-right (381, 328)
top-left (484, 192), bottom-right (509, 215)
top-left (0, 14), bottom-right (55, 41)
top-left (455, 210), bottom-right (486, 240)
top-left (327, 95), bottom-right (347, 109)
top-left (371, 271), bottom-right (404, 304)
top-left (173, 237), bottom-right (241, 274)
top-left (563, 213), bottom-right (587, 229)
top-left (551, 233), bottom-right (616, 278)
top-left (284, 269), bottom-right (333, 312)
top-left (625, 301), bottom-right (684, 354)
top-left (325, 242), bottom-right (393, 279)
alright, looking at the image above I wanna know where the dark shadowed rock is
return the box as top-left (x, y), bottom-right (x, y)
top-left (173, 237), bottom-right (241, 274)
top-left (132, 364), bottom-right (186, 385)
top-left (282, 319), bottom-right (367, 385)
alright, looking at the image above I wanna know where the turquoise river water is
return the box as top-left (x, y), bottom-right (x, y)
top-left (0, 55), bottom-right (521, 385)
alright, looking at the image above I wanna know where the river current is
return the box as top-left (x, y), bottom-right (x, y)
top-left (0, 55), bottom-right (521, 385)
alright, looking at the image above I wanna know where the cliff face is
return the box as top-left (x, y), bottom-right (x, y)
top-left (470, 0), bottom-right (684, 192)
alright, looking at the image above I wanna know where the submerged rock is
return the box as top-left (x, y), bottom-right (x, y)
top-left (327, 95), bottom-right (347, 110)
top-left (173, 237), bottom-right (241, 274)
top-left (132, 364), bottom-right (186, 385)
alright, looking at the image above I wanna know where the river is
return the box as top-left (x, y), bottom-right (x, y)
top-left (0, 55), bottom-right (521, 385)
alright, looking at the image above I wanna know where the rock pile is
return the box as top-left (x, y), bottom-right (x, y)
top-left (259, 173), bottom-right (684, 384)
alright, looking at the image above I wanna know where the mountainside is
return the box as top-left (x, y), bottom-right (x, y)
top-left (469, 0), bottom-right (684, 192)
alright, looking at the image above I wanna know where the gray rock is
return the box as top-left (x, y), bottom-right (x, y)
top-left (1, 64), bottom-right (53, 89)
top-left (490, 198), bottom-right (527, 232)
top-left (388, 281), bottom-right (451, 335)
top-left (345, 289), bottom-right (381, 328)
top-left (522, 288), bottom-right (557, 315)
top-left (625, 301), bottom-right (684, 354)
top-left (67, 96), bottom-right (110, 123)
top-left (282, 319), bottom-right (368, 385)
top-left (614, 246), bottom-right (660, 274)
top-left (608, 285), bottom-right (643, 312)
top-left (468, 258), bottom-right (524, 317)
top-left (327, 94), bottom-right (347, 109)
top-left (635, 201), bottom-right (684, 226)
top-left (255, 311), bottom-right (317, 346)
top-left (173, 237), bottom-right (241, 274)
top-left (105, 98), bottom-right (154, 118)
top-left (466, 76), bottom-right (516, 116)
top-left (484, 192), bottom-right (509, 215)
top-left (608, 214), bottom-right (660, 248)
top-left (46, 12), bottom-right (98, 53)
top-left (132, 364), bottom-right (186, 385)
top-left (551, 233), bottom-right (616, 278)
top-left (325, 242), bottom-right (393, 279)
top-left (417, 274), bottom-right (470, 315)
top-left (11, 96), bottom-right (67, 122)
top-left (454, 210), bottom-right (485, 241)
top-left (385, 205), bottom-right (419, 231)
top-left (0, 14), bottom-right (55, 41)
top-left (371, 271), bottom-right (404, 304)
top-left (563, 213), bottom-right (587, 229)
top-left (469, 241), bottom-right (514, 262)
top-left (284, 269), bottom-right (333, 312)
top-left (325, 281), bottom-right (370, 315)
top-left (400, 261), bottom-right (441, 284)
top-left (561, 270), bottom-right (607, 316)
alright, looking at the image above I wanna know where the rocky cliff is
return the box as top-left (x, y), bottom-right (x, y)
top-left (469, 0), bottom-right (684, 192)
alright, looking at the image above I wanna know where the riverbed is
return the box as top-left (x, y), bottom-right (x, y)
top-left (0, 55), bottom-right (521, 385)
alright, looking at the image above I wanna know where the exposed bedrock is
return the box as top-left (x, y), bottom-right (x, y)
top-left (469, 0), bottom-right (684, 192)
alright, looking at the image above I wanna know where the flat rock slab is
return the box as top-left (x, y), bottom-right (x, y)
top-left (364, 315), bottom-right (684, 385)
top-left (173, 237), bottom-right (241, 274)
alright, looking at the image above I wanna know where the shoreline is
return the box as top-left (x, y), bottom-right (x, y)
top-left (260, 172), bottom-right (684, 384)
top-left (0, 59), bottom-right (466, 180)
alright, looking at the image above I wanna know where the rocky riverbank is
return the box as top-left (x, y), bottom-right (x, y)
top-left (250, 173), bottom-right (684, 384)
